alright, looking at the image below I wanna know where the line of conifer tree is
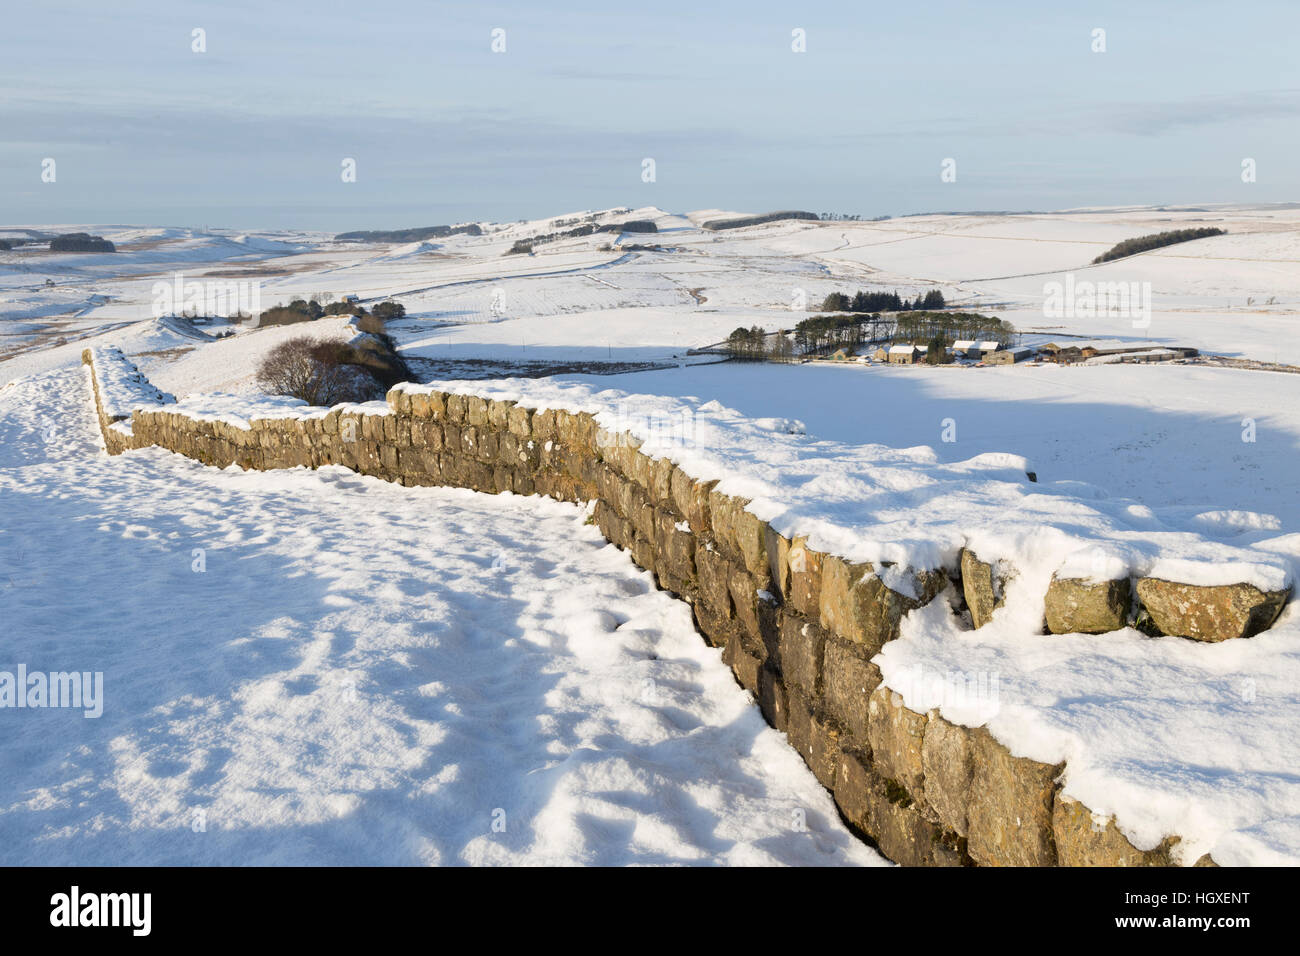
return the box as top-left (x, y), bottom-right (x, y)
top-left (819, 289), bottom-right (945, 312)
top-left (1091, 227), bottom-right (1226, 264)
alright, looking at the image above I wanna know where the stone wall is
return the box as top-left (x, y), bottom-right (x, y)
top-left (83, 347), bottom-right (172, 456)
top-left (82, 349), bottom-right (1229, 866)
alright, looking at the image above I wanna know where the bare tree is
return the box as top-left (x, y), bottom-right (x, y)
top-left (256, 336), bottom-right (376, 406)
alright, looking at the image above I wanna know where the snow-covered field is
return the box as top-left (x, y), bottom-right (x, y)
top-left (5, 201), bottom-right (1300, 865)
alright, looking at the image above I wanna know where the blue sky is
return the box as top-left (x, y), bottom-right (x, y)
top-left (2, 0), bottom-right (1298, 231)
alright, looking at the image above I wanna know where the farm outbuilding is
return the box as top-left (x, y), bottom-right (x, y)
top-left (1040, 340), bottom-right (1197, 364)
top-left (888, 345), bottom-right (924, 364)
top-left (987, 346), bottom-right (1034, 365)
top-left (1043, 344), bottom-right (1084, 363)
top-left (951, 339), bottom-right (979, 359)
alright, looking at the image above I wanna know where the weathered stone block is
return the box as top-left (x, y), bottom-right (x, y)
top-left (1136, 578), bottom-right (1290, 642)
top-left (625, 447), bottom-right (652, 491)
top-left (678, 475), bottom-right (716, 536)
top-left (487, 398), bottom-right (513, 429)
top-left (668, 467), bottom-right (695, 524)
top-left (921, 712), bottom-right (974, 837)
top-left (492, 465), bottom-right (513, 494)
top-left (866, 686), bottom-right (927, 800)
top-left (507, 404), bottom-right (532, 438)
top-left (708, 490), bottom-right (739, 559)
top-left (386, 388), bottom-right (411, 414)
top-left (967, 729), bottom-right (1060, 867)
top-left (823, 638), bottom-right (882, 744)
top-left (531, 408), bottom-right (557, 443)
top-left (655, 509), bottom-right (695, 585)
top-left (734, 509), bottom-right (769, 583)
top-left (692, 597), bottom-right (735, 649)
top-left (1052, 795), bottom-right (1177, 867)
top-left (765, 526), bottom-right (792, 604)
top-left (722, 631), bottom-right (764, 695)
top-left (557, 410), bottom-right (597, 452)
top-left (696, 545), bottom-right (733, 620)
top-left (516, 437), bottom-right (540, 472)
top-left (1045, 575), bottom-right (1131, 634)
top-left (776, 614), bottom-right (825, 696)
top-left (497, 431), bottom-right (518, 466)
top-left (466, 395), bottom-right (489, 426)
top-left (631, 533), bottom-right (656, 574)
top-left (423, 421), bottom-right (444, 451)
top-left (820, 557), bottom-right (945, 654)
top-left (757, 666), bottom-right (789, 733)
top-left (961, 549), bottom-right (1007, 628)
top-left (728, 565), bottom-right (763, 641)
top-left (595, 499), bottom-right (628, 550)
top-left (788, 538), bottom-right (823, 619)
top-left (630, 496), bottom-right (656, 544)
top-left (834, 749), bottom-right (963, 867)
top-left (785, 689), bottom-right (841, 790)
top-left (360, 414), bottom-right (384, 442)
top-left (648, 456), bottom-right (675, 507)
top-left (354, 441), bottom-right (382, 476)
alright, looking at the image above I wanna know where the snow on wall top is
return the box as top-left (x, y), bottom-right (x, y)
top-left (395, 377), bottom-right (1295, 593)
top-left (85, 346), bottom-right (175, 421)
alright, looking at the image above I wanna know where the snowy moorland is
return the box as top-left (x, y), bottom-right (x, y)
top-left (4, 202), bottom-right (1300, 865)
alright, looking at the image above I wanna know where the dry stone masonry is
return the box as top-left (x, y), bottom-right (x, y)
top-left (84, 347), bottom-right (1289, 866)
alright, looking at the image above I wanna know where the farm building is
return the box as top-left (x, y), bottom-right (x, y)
top-left (1085, 347), bottom-right (1197, 365)
top-left (951, 339), bottom-right (979, 359)
top-left (888, 344), bottom-right (924, 364)
top-left (871, 347), bottom-right (890, 362)
top-left (1080, 340), bottom-right (1145, 359)
top-left (976, 341), bottom-right (1002, 358)
top-left (1040, 340), bottom-right (1197, 364)
top-left (986, 346), bottom-right (1034, 365)
top-left (1041, 343), bottom-right (1084, 363)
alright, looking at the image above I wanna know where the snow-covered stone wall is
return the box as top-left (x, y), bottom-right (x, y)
top-left (82, 346), bottom-right (175, 454)
top-left (85, 348), bottom-right (1291, 866)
